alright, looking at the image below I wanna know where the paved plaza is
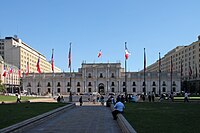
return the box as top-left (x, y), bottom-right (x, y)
top-left (21, 103), bottom-right (122, 133)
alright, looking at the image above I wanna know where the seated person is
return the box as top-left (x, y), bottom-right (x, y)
top-left (112, 100), bottom-right (125, 120)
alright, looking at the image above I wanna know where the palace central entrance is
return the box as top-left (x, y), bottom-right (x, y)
top-left (98, 83), bottom-right (105, 95)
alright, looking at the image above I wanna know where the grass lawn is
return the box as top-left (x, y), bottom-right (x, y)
top-left (0, 102), bottom-right (67, 129)
top-left (124, 102), bottom-right (200, 133)
top-left (0, 95), bottom-right (47, 102)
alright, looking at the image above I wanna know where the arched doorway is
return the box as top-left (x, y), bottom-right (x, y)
top-left (98, 83), bottom-right (105, 95)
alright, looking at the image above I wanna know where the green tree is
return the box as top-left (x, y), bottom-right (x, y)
top-left (0, 80), bottom-right (6, 93)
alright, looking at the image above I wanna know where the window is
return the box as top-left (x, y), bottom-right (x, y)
top-left (123, 88), bottom-right (126, 92)
top-left (112, 88), bottom-right (115, 92)
top-left (88, 73), bottom-right (92, 78)
top-left (57, 88), bottom-right (60, 93)
top-left (88, 88), bottom-right (91, 92)
top-left (77, 88), bottom-right (80, 92)
top-left (67, 82), bottom-right (70, 86)
top-left (123, 82), bottom-right (126, 86)
top-left (57, 82), bottom-right (61, 87)
top-left (48, 88), bottom-right (51, 93)
top-left (162, 81), bottom-right (166, 86)
top-left (162, 87), bottom-right (166, 92)
top-left (100, 73), bottom-right (103, 78)
top-left (173, 87), bottom-right (176, 92)
top-left (111, 82), bottom-right (115, 86)
top-left (77, 82), bottom-right (80, 86)
top-left (132, 82), bottom-right (136, 86)
top-left (37, 88), bottom-right (40, 94)
top-left (67, 88), bottom-right (70, 92)
top-left (88, 82), bottom-right (92, 86)
top-left (111, 73), bottom-right (114, 78)
top-left (173, 81), bottom-right (176, 86)
top-left (133, 88), bottom-right (136, 92)
top-left (27, 82), bottom-right (31, 87)
top-left (152, 81), bottom-right (156, 86)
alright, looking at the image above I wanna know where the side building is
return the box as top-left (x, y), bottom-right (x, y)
top-left (0, 36), bottom-right (61, 73)
top-left (22, 63), bottom-right (180, 96)
top-left (146, 36), bottom-right (200, 93)
top-left (0, 56), bottom-right (20, 93)
top-left (0, 36), bottom-right (61, 93)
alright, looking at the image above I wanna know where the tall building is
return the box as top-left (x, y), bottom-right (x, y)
top-left (22, 63), bottom-right (180, 96)
top-left (0, 59), bottom-right (21, 93)
top-left (146, 36), bottom-right (200, 93)
top-left (0, 36), bottom-right (61, 74)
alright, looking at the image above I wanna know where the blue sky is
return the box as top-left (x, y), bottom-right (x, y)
top-left (0, 0), bottom-right (200, 72)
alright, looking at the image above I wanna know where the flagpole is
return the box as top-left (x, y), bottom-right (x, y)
top-left (159, 52), bottom-right (161, 95)
top-left (180, 59), bottom-right (183, 92)
top-left (52, 49), bottom-right (54, 97)
top-left (12, 67), bottom-right (13, 94)
top-left (144, 48), bottom-right (146, 95)
top-left (125, 42), bottom-right (127, 99)
top-left (188, 62), bottom-right (192, 93)
top-left (171, 56), bottom-right (173, 94)
top-left (69, 43), bottom-right (72, 102)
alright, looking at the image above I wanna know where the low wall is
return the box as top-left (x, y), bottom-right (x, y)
top-left (110, 104), bottom-right (137, 133)
top-left (0, 103), bottom-right (76, 133)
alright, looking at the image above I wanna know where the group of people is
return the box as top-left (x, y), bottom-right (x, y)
top-left (57, 95), bottom-right (64, 102)
top-left (147, 92), bottom-right (155, 102)
top-left (79, 95), bottom-right (105, 106)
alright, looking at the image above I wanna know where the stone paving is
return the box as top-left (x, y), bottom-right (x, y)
top-left (21, 102), bottom-right (122, 133)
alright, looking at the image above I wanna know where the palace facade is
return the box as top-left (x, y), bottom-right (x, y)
top-left (22, 63), bottom-right (181, 96)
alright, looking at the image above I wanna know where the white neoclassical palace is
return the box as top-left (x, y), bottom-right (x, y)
top-left (22, 63), bottom-right (181, 96)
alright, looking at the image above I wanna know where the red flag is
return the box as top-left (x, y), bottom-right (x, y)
top-left (144, 48), bottom-right (146, 72)
top-left (9, 66), bottom-right (13, 74)
top-left (36, 57), bottom-right (41, 73)
top-left (68, 43), bottom-right (71, 68)
top-left (125, 42), bottom-right (131, 60)
top-left (98, 50), bottom-right (102, 58)
top-left (2, 65), bottom-right (6, 77)
top-left (51, 49), bottom-right (54, 72)
top-left (26, 62), bottom-right (29, 76)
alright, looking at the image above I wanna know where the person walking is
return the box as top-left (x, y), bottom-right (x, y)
top-left (16, 93), bottom-right (21, 103)
top-left (79, 96), bottom-right (83, 106)
top-left (184, 92), bottom-right (189, 102)
top-left (112, 100), bottom-right (125, 120)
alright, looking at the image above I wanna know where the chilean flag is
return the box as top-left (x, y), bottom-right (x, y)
top-left (36, 57), bottom-right (41, 73)
top-left (98, 50), bottom-right (102, 58)
top-left (9, 66), bottom-right (13, 74)
top-left (2, 65), bottom-right (7, 77)
top-left (125, 42), bottom-right (131, 60)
